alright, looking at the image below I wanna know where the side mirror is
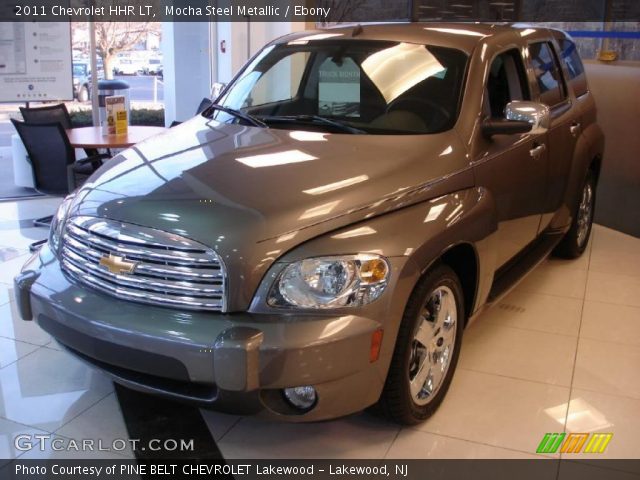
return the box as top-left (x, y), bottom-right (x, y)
top-left (505, 100), bottom-right (550, 134)
top-left (482, 119), bottom-right (532, 138)
top-left (210, 82), bottom-right (227, 103)
top-left (482, 100), bottom-right (550, 139)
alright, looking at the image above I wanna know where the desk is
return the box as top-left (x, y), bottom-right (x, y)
top-left (66, 126), bottom-right (168, 149)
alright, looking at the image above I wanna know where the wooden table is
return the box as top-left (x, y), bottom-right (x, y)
top-left (66, 126), bottom-right (168, 149)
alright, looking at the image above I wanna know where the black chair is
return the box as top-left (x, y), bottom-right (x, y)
top-left (20, 103), bottom-right (108, 159)
top-left (170, 97), bottom-right (214, 127)
top-left (11, 119), bottom-right (106, 251)
top-left (20, 103), bottom-right (73, 129)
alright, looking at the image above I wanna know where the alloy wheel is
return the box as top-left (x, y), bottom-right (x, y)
top-left (408, 285), bottom-right (457, 405)
top-left (576, 181), bottom-right (594, 247)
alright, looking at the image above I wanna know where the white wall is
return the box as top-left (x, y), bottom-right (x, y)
top-left (215, 22), bottom-right (310, 84)
top-left (161, 22), bottom-right (212, 125)
top-left (585, 61), bottom-right (640, 237)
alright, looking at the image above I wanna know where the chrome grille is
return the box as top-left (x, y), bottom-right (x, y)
top-left (60, 216), bottom-right (226, 311)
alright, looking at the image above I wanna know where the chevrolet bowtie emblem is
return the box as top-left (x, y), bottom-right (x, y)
top-left (99, 254), bottom-right (137, 275)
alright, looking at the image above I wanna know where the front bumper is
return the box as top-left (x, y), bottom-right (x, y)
top-left (14, 246), bottom-right (388, 421)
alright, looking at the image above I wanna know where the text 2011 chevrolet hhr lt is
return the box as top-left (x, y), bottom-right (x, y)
top-left (15, 23), bottom-right (603, 424)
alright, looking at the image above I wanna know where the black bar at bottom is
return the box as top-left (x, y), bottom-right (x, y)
top-left (1, 459), bottom-right (639, 480)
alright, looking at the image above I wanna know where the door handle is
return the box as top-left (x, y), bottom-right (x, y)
top-left (529, 143), bottom-right (546, 159)
top-left (570, 122), bottom-right (581, 136)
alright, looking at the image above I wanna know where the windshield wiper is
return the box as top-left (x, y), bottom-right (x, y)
top-left (258, 114), bottom-right (366, 134)
top-left (203, 104), bottom-right (267, 128)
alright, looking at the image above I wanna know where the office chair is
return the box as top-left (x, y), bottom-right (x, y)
top-left (20, 103), bottom-right (108, 160)
top-left (10, 119), bottom-right (108, 251)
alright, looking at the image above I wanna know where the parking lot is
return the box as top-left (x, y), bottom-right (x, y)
top-left (112, 74), bottom-right (164, 103)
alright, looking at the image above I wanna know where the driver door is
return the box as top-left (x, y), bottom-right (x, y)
top-left (472, 48), bottom-right (549, 268)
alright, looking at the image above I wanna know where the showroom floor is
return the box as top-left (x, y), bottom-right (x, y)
top-left (0, 197), bottom-right (639, 468)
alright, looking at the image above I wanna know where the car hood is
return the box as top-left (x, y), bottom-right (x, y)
top-left (72, 116), bottom-right (470, 289)
top-left (74, 115), bottom-right (468, 243)
top-left (70, 116), bottom-right (473, 309)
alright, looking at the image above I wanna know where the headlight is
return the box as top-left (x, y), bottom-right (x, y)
top-left (268, 254), bottom-right (390, 309)
top-left (49, 194), bottom-right (75, 254)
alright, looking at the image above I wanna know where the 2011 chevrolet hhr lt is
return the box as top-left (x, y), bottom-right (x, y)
top-left (15, 23), bottom-right (603, 424)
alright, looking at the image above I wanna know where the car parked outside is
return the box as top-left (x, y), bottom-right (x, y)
top-left (143, 58), bottom-right (163, 75)
top-left (72, 61), bottom-right (104, 102)
top-left (113, 58), bottom-right (143, 76)
top-left (15, 23), bottom-right (603, 424)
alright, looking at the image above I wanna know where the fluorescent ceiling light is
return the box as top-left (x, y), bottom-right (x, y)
top-left (298, 200), bottom-right (341, 220)
top-left (520, 28), bottom-right (536, 37)
top-left (288, 33), bottom-right (343, 45)
top-left (424, 203), bottom-right (447, 222)
top-left (276, 232), bottom-right (298, 243)
top-left (332, 226), bottom-right (377, 239)
top-left (545, 398), bottom-right (612, 432)
top-left (289, 131), bottom-right (328, 142)
top-left (424, 27), bottom-right (486, 37)
top-left (303, 175), bottom-right (369, 195)
top-left (236, 149), bottom-right (317, 168)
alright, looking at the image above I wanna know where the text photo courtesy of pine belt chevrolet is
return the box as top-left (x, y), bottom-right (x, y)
top-left (14, 23), bottom-right (603, 424)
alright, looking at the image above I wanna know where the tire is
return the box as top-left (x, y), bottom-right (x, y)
top-left (553, 170), bottom-right (597, 259)
top-left (376, 264), bottom-right (465, 425)
top-left (77, 86), bottom-right (89, 103)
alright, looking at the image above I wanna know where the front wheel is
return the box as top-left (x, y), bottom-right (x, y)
top-left (376, 264), bottom-right (465, 425)
top-left (554, 170), bottom-right (597, 258)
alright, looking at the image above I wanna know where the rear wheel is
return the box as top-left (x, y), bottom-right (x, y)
top-left (377, 265), bottom-right (465, 425)
top-left (554, 170), bottom-right (596, 258)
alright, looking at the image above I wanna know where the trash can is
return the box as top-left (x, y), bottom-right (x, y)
top-left (98, 79), bottom-right (130, 132)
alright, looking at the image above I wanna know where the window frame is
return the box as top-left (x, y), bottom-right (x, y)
top-left (484, 46), bottom-right (533, 119)
top-left (555, 37), bottom-right (589, 99)
top-left (527, 40), bottom-right (570, 109)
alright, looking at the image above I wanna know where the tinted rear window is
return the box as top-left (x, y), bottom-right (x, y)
top-left (530, 41), bottom-right (567, 107)
top-left (558, 38), bottom-right (588, 97)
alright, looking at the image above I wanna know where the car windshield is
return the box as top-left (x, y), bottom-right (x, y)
top-left (214, 39), bottom-right (468, 135)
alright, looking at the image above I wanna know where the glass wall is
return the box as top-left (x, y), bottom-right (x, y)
top-left (318, 0), bottom-right (640, 61)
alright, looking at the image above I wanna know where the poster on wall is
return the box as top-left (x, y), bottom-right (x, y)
top-left (0, 22), bottom-right (73, 102)
top-left (318, 57), bottom-right (361, 118)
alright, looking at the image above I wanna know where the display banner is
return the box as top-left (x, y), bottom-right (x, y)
top-left (1, 0), bottom-right (640, 23)
top-left (0, 21), bottom-right (72, 102)
top-left (2, 460), bottom-right (640, 480)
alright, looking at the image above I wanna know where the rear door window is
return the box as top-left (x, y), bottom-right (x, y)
top-left (529, 41), bottom-right (568, 107)
top-left (558, 38), bottom-right (588, 97)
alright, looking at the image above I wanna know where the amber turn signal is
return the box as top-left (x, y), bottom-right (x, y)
top-left (370, 328), bottom-right (384, 363)
top-left (359, 259), bottom-right (389, 284)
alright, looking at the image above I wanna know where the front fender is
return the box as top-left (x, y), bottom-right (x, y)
top-left (248, 186), bottom-right (498, 393)
top-left (255, 187), bottom-right (497, 329)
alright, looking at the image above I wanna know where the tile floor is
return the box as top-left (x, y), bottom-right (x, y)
top-left (0, 197), bottom-right (638, 468)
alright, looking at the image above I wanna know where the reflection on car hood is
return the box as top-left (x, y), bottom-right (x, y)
top-left (72, 115), bottom-right (469, 248)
